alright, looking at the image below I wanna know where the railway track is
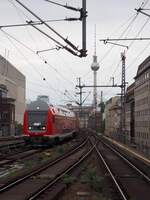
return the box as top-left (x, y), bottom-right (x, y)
top-left (1, 133), bottom-right (150, 200)
top-left (0, 149), bottom-right (44, 178)
top-left (0, 131), bottom-right (85, 167)
top-left (0, 141), bottom-right (25, 156)
top-left (59, 134), bottom-right (150, 200)
top-left (23, 136), bottom-right (96, 200)
top-left (27, 140), bottom-right (94, 200)
top-left (0, 136), bottom-right (22, 142)
top-left (96, 137), bottom-right (150, 200)
top-left (0, 136), bottom-right (90, 200)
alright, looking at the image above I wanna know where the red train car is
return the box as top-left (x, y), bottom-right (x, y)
top-left (23, 100), bottom-right (77, 146)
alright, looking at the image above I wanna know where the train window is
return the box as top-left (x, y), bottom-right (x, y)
top-left (27, 111), bottom-right (48, 126)
top-left (53, 115), bottom-right (55, 123)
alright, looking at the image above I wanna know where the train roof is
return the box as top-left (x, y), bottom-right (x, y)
top-left (27, 99), bottom-right (48, 111)
top-left (27, 100), bottom-right (75, 117)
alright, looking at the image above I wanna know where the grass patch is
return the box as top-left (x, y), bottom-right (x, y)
top-left (55, 146), bottom-right (66, 154)
top-left (22, 152), bottom-right (50, 170)
top-left (80, 166), bottom-right (103, 192)
top-left (24, 160), bottom-right (36, 169)
top-left (62, 175), bottom-right (77, 186)
top-left (32, 174), bottom-right (55, 180)
top-left (104, 172), bottom-right (111, 178)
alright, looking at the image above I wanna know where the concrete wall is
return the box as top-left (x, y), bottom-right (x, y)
top-left (0, 55), bottom-right (25, 124)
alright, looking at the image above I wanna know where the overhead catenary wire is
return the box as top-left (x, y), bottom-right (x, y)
top-left (80, 1), bottom-right (150, 102)
top-left (81, 15), bottom-right (137, 79)
top-left (0, 2), bottom-right (78, 101)
top-left (56, 54), bottom-right (78, 79)
top-left (1, 29), bottom-right (79, 105)
top-left (0, 20), bottom-right (68, 29)
top-left (99, 3), bottom-right (144, 70)
top-left (6, 1), bottom-right (73, 85)
top-left (113, 16), bottom-right (150, 83)
top-left (26, 22), bottom-right (78, 57)
top-left (99, 13), bottom-right (139, 64)
top-left (125, 41), bottom-right (150, 84)
top-left (14, 0), bottom-right (74, 44)
top-left (0, 30), bottom-right (71, 103)
top-left (44, 0), bottom-right (81, 12)
top-left (1, 30), bottom-right (44, 79)
top-left (3, 0), bottom-right (150, 103)
top-left (95, 12), bottom-right (140, 97)
top-left (127, 41), bottom-right (150, 72)
top-left (8, 0), bottom-right (57, 51)
top-left (128, 18), bottom-right (150, 49)
top-left (0, 29), bottom-right (75, 87)
top-left (99, 1), bottom-right (150, 98)
top-left (14, 0), bottom-right (80, 56)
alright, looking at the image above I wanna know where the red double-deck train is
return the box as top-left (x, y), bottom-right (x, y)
top-left (23, 100), bottom-right (78, 146)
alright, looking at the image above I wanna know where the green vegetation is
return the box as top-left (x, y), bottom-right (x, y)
top-left (88, 128), bottom-right (98, 134)
top-left (7, 171), bottom-right (19, 179)
top-left (15, 121), bottom-right (23, 135)
top-left (62, 175), bottom-right (77, 186)
top-left (37, 152), bottom-right (48, 162)
top-left (80, 166), bottom-right (103, 191)
top-left (23, 152), bottom-right (50, 169)
top-left (24, 160), bottom-right (36, 169)
top-left (55, 146), bottom-right (66, 154)
top-left (104, 172), bottom-right (111, 178)
top-left (32, 174), bottom-right (55, 180)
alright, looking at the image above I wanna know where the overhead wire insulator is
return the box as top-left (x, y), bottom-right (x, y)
top-left (65, 18), bottom-right (80, 21)
top-left (64, 38), bottom-right (79, 51)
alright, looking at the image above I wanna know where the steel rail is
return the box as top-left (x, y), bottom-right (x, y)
top-left (0, 137), bottom-right (89, 192)
top-left (27, 141), bottom-right (94, 200)
top-left (0, 142), bottom-right (25, 153)
top-left (101, 139), bottom-right (150, 182)
top-left (94, 145), bottom-right (128, 200)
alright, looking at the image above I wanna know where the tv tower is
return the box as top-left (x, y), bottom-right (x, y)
top-left (91, 25), bottom-right (100, 110)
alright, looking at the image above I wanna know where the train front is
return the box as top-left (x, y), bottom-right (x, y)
top-left (23, 100), bottom-right (52, 146)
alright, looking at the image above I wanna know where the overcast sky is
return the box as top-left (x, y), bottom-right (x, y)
top-left (0, 0), bottom-right (150, 105)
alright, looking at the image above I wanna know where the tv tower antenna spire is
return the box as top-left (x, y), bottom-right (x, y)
top-left (91, 25), bottom-right (100, 110)
top-left (94, 24), bottom-right (96, 56)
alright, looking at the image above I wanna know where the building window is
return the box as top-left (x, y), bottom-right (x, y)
top-left (2, 112), bottom-right (9, 119)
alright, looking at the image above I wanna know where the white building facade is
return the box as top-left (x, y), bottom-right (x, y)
top-left (0, 55), bottom-right (25, 124)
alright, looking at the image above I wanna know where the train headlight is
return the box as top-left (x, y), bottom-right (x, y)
top-left (42, 127), bottom-right (46, 130)
top-left (28, 127), bottom-right (31, 130)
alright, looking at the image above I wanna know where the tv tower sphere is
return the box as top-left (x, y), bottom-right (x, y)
top-left (91, 55), bottom-right (100, 71)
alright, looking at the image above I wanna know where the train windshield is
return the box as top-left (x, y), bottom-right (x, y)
top-left (27, 111), bottom-right (48, 131)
